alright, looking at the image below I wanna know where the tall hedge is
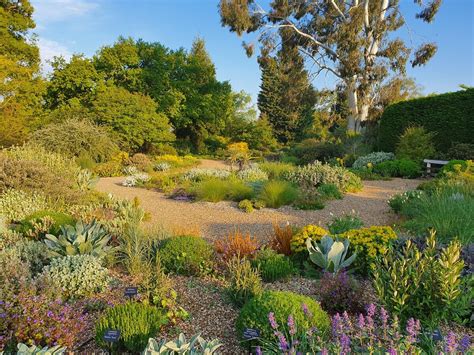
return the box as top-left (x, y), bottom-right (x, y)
top-left (378, 89), bottom-right (474, 153)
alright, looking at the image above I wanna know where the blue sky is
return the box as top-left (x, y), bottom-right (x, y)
top-left (32, 0), bottom-right (473, 103)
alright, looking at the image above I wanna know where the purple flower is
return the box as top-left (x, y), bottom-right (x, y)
top-left (387, 348), bottom-right (397, 355)
top-left (47, 311), bottom-right (53, 318)
top-left (255, 346), bottom-right (262, 355)
top-left (366, 303), bottom-right (376, 318)
top-left (458, 335), bottom-right (471, 353)
top-left (406, 318), bottom-right (420, 344)
top-left (275, 331), bottom-right (288, 351)
top-left (342, 311), bottom-right (351, 330)
top-left (357, 313), bottom-right (365, 330)
top-left (321, 349), bottom-right (329, 355)
top-left (340, 333), bottom-right (351, 354)
top-left (268, 312), bottom-right (278, 330)
top-left (380, 307), bottom-right (389, 328)
top-left (445, 331), bottom-right (457, 353)
top-left (287, 315), bottom-right (296, 335)
top-left (301, 303), bottom-right (312, 318)
top-left (332, 313), bottom-right (343, 337)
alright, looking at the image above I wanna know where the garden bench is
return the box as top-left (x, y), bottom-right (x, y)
top-left (423, 159), bottom-right (448, 175)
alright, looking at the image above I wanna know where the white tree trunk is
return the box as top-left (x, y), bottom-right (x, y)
top-left (346, 78), bottom-right (359, 133)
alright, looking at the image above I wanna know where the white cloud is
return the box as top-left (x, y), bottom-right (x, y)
top-left (32, 0), bottom-right (99, 23)
top-left (38, 38), bottom-right (72, 73)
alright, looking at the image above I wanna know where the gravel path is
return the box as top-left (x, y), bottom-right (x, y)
top-left (96, 172), bottom-right (421, 241)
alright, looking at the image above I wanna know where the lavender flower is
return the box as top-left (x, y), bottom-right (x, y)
top-left (458, 335), bottom-right (471, 353)
top-left (321, 349), bottom-right (329, 355)
top-left (357, 313), bottom-right (365, 330)
top-left (301, 303), bottom-right (312, 318)
top-left (340, 334), bottom-right (351, 354)
top-left (332, 313), bottom-right (343, 337)
top-left (268, 312), bottom-right (278, 330)
top-left (444, 331), bottom-right (457, 353)
top-left (287, 315), bottom-right (296, 335)
top-left (275, 331), bottom-right (289, 351)
top-left (366, 303), bottom-right (376, 318)
top-left (255, 346), bottom-right (262, 355)
top-left (380, 307), bottom-right (389, 329)
top-left (387, 348), bottom-right (397, 355)
top-left (405, 318), bottom-right (420, 344)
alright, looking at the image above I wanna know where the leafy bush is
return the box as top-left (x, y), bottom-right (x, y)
top-left (373, 159), bottom-right (421, 178)
top-left (352, 152), bottom-right (395, 170)
top-left (380, 88), bottom-right (474, 153)
top-left (40, 255), bottom-right (110, 299)
top-left (155, 154), bottom-right (198, 169)
top-left (317, 183), bottom-right (342, 200)
top-left (8, 239), bottom-right (50, 275)
top-left (252, 248), bottom-right (295, 282)
top-left (154, 162), bottom-right (171, 171)
top-left (291, 139), bottom-right (344, 165)
top-left (0, 246), bottom-right (31, 303)
top-left (215, 231), bottom-right (259, 261)
top-left (226, 256), bottom-right (263, 307)
top-left (95, 302), bottom-right (168, 352)
top-left (285, 161), bottom-right (362, 193)
top-left (257, 180), bottom-right (298, 208)
top-left (270, 224), bottom-right (294, 256)
top-left (259, 161), bottom-right (295, 179)
top-left (373, 231), bottom-right (464, 326)
top-left (340, 226), bottom-right (398, 274)
top-left (159, 235), bottom-right (213, 275)
top-left (388, 190), bottom-right (425, 213)
top-left (18, 210), bottom-right (75, 237)
top-left (440, 160), bottom-right (469, 176)
top-left (395, 126), bottom-right (436, 163)
top-left (238, 199), bottom-right (254, 213)
top-left (129, 153), bottom-right (153, 171)
top-left (236, 291), bottom-right (330, 342)
top-left (317, 271), bottom-right (366, 315)
top-left (92, 160), bottom-right (123, 177)
top-left (144, 334), bottom-right (222, 354)
top-left (291, 225), bottom-right (329, 253)
top-left (44, 220), bottom-right (114, 259)
top-left (236, 166), bottom-right (268, 182)
top-left (122, 172), bottom-right (150, 187)
top-left (30, 119), bottom-right (119, 162)
top-left (182, 168), bottom-right (230, 181)
top-left (327, 213), bottom-right (363, 234)
top-left (0, 189), bottom-right (49, 222)
top-left (446, 142), bottom-right (474, 160)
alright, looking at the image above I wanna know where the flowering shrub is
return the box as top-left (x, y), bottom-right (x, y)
top-left (122, 172), bottom-right (150, 187)
top-left (155, 154), bottom-right (198, 168)
top-left (285, 161), bottom-right (362, 193)
top-left (290, 225), bottom-right (329, 253)
top-left (236, 291), bottom-right (330, 342)
top-left (0, 189), bottom-right (49, 222)
top-left (388, 190), bottom-right (424, 213)
top-left (215, 231), bottom-right (259, 261)
top-left (182, 168), bottom-right (231, 181)
top-left (0, 291), bottom-right (88, 350)
top-left (255, 303), bottom-right (471, 354)
top-left (237, 166), bottom-right (269, 182)
top-left (40, 255), bottom-right (110, 299)
top-left (352, 152), bottom-right (395, 170)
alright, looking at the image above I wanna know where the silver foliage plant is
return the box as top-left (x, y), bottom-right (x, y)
top-left (142, 333), bottom-right (222, 355)
top-left (352, 152), bottom-right (395, 170)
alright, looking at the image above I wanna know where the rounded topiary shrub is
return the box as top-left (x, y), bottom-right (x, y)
top-left (95, 302), bottom-right (168, 353)
top-left (236, 291), bottom-right (330, 342)
top-left (159, 235), bottom-right (213, 275)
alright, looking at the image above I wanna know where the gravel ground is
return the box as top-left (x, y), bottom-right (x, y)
top-left (95, 167), bottom-right (421, 241)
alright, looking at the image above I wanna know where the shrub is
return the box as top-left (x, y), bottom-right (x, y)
top-left (0, 189), bottom-right (49, 222)
top-left (95, 302), bottom-right (168, 352)
top-left (154, 162), bottom-right (171, 171)
top-left (258, 180), bottom-right (299, 208)
top-left (18, 210), bottom-right (75, 237)
top-left (291, 139), bottom-right (344, 165)
top-left (291, 225), bottom-right (329, 253)
top-left (373, 231), bottom-right (464, 325)
top-left (252, 248), bottom-right (295, 282)
top-left (155, 154), bottom-right (198, 169)
top-left (340, 226), bottom-right (398, 274)
top-left (92, 160), bottom-right (123, 177)
top-left (317, 183), bottom-right (342, 200)
top-left (317, 271), bottom-right (366, 315)
top-left (259, 161), bottom-right (295, 179)
top-left (144, 334), bottom-right (222, 354)
top-left (440, 160), bottom-right (469, 176)
top-left (182, 168), bottom-right (231, 181)
top-left (215, 231), bottom-right (259, 261)
top-left (226, 256), bottom-right (263, 307)
top-left (226, 179), bottom-right (254, 201)
top-left (30, 119), bottom-right (119, 163)
top-left (236, 166), bottom-right (268, 182)
top-left (238, 199), bottom-right (254, 213)
top-left (1, 291), bottom-right (88, 350)
top-left (44, 220), bottom-right (114, 260)
top-left (122, 172), bottom-right (150, 187)
top-left (0, 247), bottom-right (31, 303)
top-left (191, 178), bottom-right (253, 202)
top-left (130, 153), bottom-right (153, 172)
top-left (379, 88), bottom-right (474, 153)
top-left (352, 152), bottom-right (395, 170)
top-left (388, 190), bottom-right (425, 213)
top-left (327, 213), bottom-right (364, 234)
top-left (446, 143), bottom-right (474, 160)
top-left (159, 235), bottom-right (213, 275)
top-left (8, 239), bottom-right (50, 275)
top-left (236, 291), bottom-right (330, 342)
top-left (374, 159), bottom-right (421, 178)
top-left (285, 162), bottom-right (362, 193)
top-left (270, 224), bottom-right (294, 256)
top-left (40, 255), bottom-right (110, 299)
top-left (395, 126), bottom-right (436, 163)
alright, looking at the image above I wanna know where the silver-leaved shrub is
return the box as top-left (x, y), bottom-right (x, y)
top-left (352, 152), bottom-right (395, 170)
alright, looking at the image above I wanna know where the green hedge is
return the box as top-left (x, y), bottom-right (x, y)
top-left (378, 89), bottom-right (474, 153)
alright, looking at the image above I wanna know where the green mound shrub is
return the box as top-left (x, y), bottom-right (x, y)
top-left (373, 159), bottom-right (421, 178)
top-left (238, 199), bottom-right (254, 213)
top-left (95, 302), bottom-right (168, 352)
top-left (291, 139), bottom-right (344, 165)
top-left (317, 183), bottom-right (343, 200)
top-left (327, 214), bottom-right (363, 234)
top-left (379, 89), bottom-right (474, 153)
top-left (226, 256), bottom-right (263, 307)
top-left (40, 255), bottom-right (110, 299)
top-left (352, 152), bottom-right (395, 170)
top-left (395, 126), bottom-right (436, 163)
top-left (446, 143), bottom-right (474, 160)
top-left (0, 189), bottom-right (49, 222)
top-left (257, 180), bottom-right (298, 208)
top-left (440, 160), bottom-right (468, 176)
top-left (252, 248), bottom-right (295, 282)
top-left (259, 162), bottom-right (295, 179)
top-left (236, 291), bottom-right (330, 342)
top-left (19, 210), bottom-right (75, 237)
top-left (159, 235), bottom-right (213, 275)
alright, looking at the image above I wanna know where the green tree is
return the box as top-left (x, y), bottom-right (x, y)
top-left (0, 0), bottom-right (44, 146)
top-left (220, 0), bottom-right (441, 133)
top-left (90, 85), bottom-right (175, 152)
top-left (45, 55), bottom-right (103, 109)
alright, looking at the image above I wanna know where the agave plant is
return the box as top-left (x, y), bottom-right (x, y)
top-left (142, 334), bottom-right (222, 355)
top-left (306, 235), bottom-right (356, 274)
top-left (44, 220), bottom-right (114, 259)
top-left (76, 169), bottom-right (99, 191)
top-left (15, 343), bottom-right (66, 355)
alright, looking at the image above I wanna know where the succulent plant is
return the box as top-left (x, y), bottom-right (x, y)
top-left (76, 169), bottom-right (99, 191)
top-left (15, 343), bottom-right (66, 354)
top-left (142, 333), bottom-right (222, 355)
top-left (306, 235), bottom-right (356, 274)
top-left (44, 220), bottom-right (114, 258)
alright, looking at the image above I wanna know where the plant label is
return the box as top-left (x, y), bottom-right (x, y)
top-left (103, 329), bottom-right (120, 342)
top-left (243, 328), bottom-right (260, 340)
top-left (124, 287), bottom-right (138, 298)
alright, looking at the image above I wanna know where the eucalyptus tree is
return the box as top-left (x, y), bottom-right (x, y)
top-left (220, 0), bottom-right (441, 132)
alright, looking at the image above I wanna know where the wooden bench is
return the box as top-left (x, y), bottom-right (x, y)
top-left (423, 159), bottom-right (449, 174)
